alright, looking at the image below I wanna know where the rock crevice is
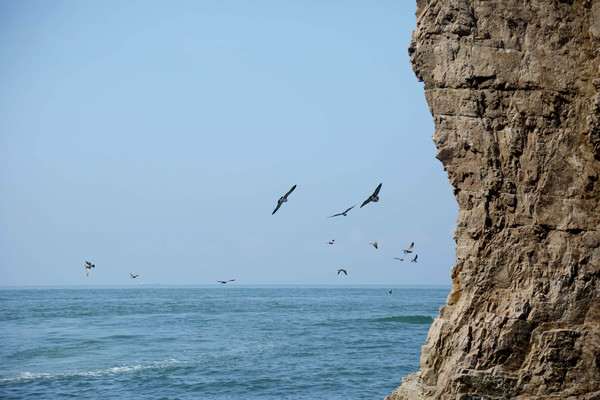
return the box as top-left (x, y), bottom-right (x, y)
top-left (389, 1), bottom-right (600, 398)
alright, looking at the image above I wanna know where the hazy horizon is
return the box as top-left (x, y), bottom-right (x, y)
top-left (0, 283), bottom-right (453, 288)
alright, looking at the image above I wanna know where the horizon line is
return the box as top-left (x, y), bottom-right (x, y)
top-left (0, 283), bottom-right (451, 289)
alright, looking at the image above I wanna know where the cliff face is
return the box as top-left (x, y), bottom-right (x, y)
top-left (389, 1), bottom-right (600, 399)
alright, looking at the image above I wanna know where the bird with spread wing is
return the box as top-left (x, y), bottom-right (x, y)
top-left (360, 183), bottom-right (382, 208)
top-left (327, 205), bottom-right (355, 218)
top-left (272, 185), bottom-right (297, 215)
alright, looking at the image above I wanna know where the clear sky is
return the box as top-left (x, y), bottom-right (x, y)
top-left (0, 0), bottom-right (457, 286)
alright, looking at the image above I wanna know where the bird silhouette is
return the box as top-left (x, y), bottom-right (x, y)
top-left (369, 242), bottom-right (378, 249)
top-left (360, 183), bottom-right (382, 208)
top-left (337, 268), bottom-right (347, 275)
top-left (392, 257), bottom-right (405, 262)
top-left (403, 242), bottom-right (415, 254)
top-left (84, 261), bottom-right (95, 277)
top-left (218, 279), bottom-right (236, 284)
top-left (328, 239), bottom-right (335, 244)
top-left (129, 273), bottom-right (138, 279)
top-left (327, 205), bottom-right (355, 218)
top-left (272, 185), bottom-right (297, 215)
top-left (411, 254), bottom-right (418, 263)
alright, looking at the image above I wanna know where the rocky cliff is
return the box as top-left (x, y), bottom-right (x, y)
top-left (388, 1), bottom-right (600, 399)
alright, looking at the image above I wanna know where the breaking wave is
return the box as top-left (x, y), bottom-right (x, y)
top-left (0, 359), bottom-right (183, 384)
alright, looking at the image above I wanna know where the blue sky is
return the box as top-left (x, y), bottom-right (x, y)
top-left (0, 1), bottom-right (457, 286)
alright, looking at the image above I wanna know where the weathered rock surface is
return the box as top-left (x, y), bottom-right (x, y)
top-left (388, 1), bottom-right (600, 399)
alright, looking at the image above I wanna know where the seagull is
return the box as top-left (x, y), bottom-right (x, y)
top-left (337, 268), bottom-right (347, 275)
top-left (272, 185), bottom-right (297, 215)
top-left (392, 257), bottom-right (405, 262)
top-left (84, 261), bottom-right (95, 277)
top-left (129, 273), bottom-right (138, 279)
top-left (411, 254), bottom-right (418, 263)
top-left (369, 242), bottom-right (378, 249)
top-left (328, 239), bottom-right (335, 244)
top-left (389, 289), bottom-right (393, 294)
top-left (360, 183), bottom-right (382, 208)
top-left (327, 205), bottom-right (355, 218)
top-left (403, 242), bottom-right (415, 254)
top-left (218, 279), bottom-right (236, 284)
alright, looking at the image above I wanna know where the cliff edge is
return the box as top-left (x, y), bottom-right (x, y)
top-left (389, 1), bottom-right (600, 399)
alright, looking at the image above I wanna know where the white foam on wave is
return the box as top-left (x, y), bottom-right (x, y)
top-left (0, 358), bottom-right (183, 385)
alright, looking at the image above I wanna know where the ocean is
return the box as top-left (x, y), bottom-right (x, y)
top-left (0, 286), bottom-right (448, 399)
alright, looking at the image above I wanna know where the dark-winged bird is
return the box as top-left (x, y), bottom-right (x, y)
top-left (218, 279), bottom-right (236, 284)
top-left (411, 254), bottom-right (418, 263)
top-left (327, 205), bottom-right (355, 218)
top-left (369, 242), bottom-right (378, 249)
top-left (272, 185), bottom-right (297, 215)
top-left (403, 242), bottom-right (414, 254)
top-left (129, 273), bottom-right (138, 279)
top-left (389, 289), bottom-right (393, 294)
top-left (328, 239), bottom-right (335, 244)
top-left (360, 183), bottom-right (382, 208)
top-left (392, 257), bottom-right (404, 262)
top-left (337, 268), bottom-right (347, 275)
top-left (84, 261), bottom-right (95, 277)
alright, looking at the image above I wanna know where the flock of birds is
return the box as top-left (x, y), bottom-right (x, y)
top-left (272, 182), bottom-right (419, 288)
top-left (83, 183), bottom-right (418, 288)
top-left (84, 261), bottom-right (139, 280)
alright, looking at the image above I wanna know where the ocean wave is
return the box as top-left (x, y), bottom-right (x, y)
top-left (370, 315), bottom-right (434, 324)
top-left (0, 359), bottom-right (183, 385)
top-left (104, 334), bottom-right (139, 340)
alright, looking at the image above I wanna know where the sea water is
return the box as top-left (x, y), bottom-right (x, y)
top-left (0, 286), bottom-right (448, 399)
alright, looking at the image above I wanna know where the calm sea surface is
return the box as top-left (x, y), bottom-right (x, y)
top-left (0, 286), bottom-right (448, 399)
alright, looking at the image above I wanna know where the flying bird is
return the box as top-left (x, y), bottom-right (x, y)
top-left (389, 289), bottom-right (393, 294)
top-left (218, 279), bottom-right (236, 284)
top-left (369, 242), bottom-right (378, 249)
top-left (84, 261), bottom-right (95, 277)
top-left (360, 183), bottom-right (382, 208)
top-left (272, 185), bottom-right (297, 215)
top-left (337, 268), bottom-right (347, 275)
top-left (403, 242), bottom-right (415, 254)
top-left (411, 254), bottom-right (418, 263)
top-left (129, 273), bottom-right (138, 279)
top-left (327, 205), bottom-right (355, 218)
top-left (392, 257), bottom-right (405, 262)
top-left (328, 239), bottom-right (335, 244)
